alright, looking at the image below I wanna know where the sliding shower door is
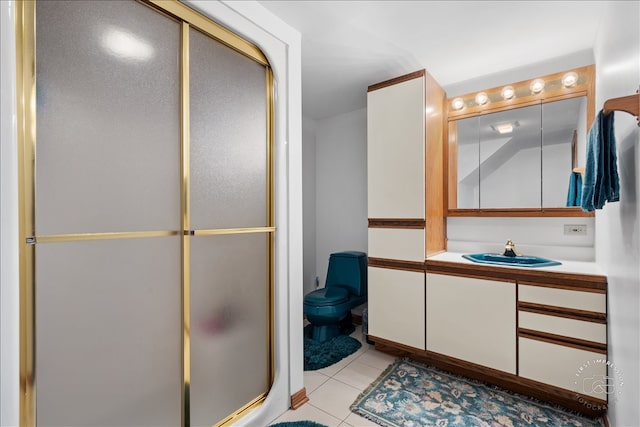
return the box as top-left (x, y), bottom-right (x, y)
top-left (34, 1), bottom-right (182, 425)
top-left (19, 1), bottom-right (273, 426)
top-left (188, 27), bottom-right (272, 426)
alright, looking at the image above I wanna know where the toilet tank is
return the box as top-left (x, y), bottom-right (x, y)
top-left (325, 251), bottom-right (367, 297)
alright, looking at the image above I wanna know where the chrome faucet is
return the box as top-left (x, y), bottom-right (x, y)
top-left (503, 239), bottom-right (518, 257)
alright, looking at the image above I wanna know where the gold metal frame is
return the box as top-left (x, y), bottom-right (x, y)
top-left (180, 20), bottom-right (192, 427)
top-left (16, 2), bottom-right (36, 425)
top-left (16, 1), bottom-right (275, 426)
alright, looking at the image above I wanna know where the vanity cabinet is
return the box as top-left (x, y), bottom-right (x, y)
top-left (366, 70), bottom-right (445, 350)
top-left (426, 273), bottom-right (516, 374)
top-left (369, 258), bottom-right (609, 418)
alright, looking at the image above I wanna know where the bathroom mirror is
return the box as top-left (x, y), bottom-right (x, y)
top-left (447, 65), bottom-right (595, 217)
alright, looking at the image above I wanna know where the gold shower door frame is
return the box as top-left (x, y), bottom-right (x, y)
top-left (15, 1), bottom-right (275, 426)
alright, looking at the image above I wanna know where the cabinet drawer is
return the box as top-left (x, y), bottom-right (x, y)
top-left (518, 284), bottom-right (605, 313)
top-left (368, 267), bottom-right (425, 350)
top-left (368, 228), bottom-right (424, 261)
top-left (519, 337), bottom-right (608, 400)
top-left (519, 311), bottom-right (606, 344)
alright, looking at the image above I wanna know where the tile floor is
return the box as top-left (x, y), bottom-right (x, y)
top-left (269, 325), bottom-right (396, 427)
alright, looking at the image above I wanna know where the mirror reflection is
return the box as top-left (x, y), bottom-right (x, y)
top-left (452, 96), bottom-right (586, 210)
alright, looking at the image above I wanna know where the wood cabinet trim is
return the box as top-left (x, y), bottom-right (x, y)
top-left (368, 257), bottom-right (425, 273)
top-left (518, 328), bottom-right (607, 354)
top-left (424, 69), bottom-right (446, 256)
top-left (425, 259), bottom-right (607, 290)
top-left (518, 301), bottom-right (607, 324)
top-left (368, 218), bottom-right (425, 229)
top-left (368, 70), bottom-right (426, 92)
top-left (518, 280), bottom-right (606, 293)
top-left (370, 336), bottom-right (607, 417)
top-left (426, 270), bottom-right (514, 284)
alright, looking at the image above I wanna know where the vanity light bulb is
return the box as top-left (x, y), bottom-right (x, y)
top-left (562, 72), bottom-right (578, 87)
top-left (530, 79), bottom-right (545, 94)
top-left (451, 97), bottom-right (465, 110)
top-left (475, 92), bottom-right (489, 106)
top-left (501, 86), bottom-right (515, 100)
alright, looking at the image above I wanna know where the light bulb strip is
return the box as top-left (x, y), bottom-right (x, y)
top-left (446, 65), bottom-right (593, 117)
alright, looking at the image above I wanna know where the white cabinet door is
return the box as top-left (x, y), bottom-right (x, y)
top-left (368, 267), bottom-right (425, 350)
top-left (367, 77), bottom-right (425, 219)
top-left (368, 228), bottom-right (424, 261)
top-left (426, 273), bottom-right (516, 373)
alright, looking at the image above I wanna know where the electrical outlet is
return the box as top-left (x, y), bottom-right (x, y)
top-left (564, 224), bottom-right (587, 235)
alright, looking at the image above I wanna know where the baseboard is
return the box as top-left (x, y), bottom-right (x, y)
top-left (290, 387), bottom-right (309, 410)
top-left (352, 312), bottom-right (362, 325)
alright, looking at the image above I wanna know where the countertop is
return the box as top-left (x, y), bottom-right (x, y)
top-left (427, 251), bottom-right (605, 278)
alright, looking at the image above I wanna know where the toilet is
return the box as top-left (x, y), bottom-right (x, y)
top-left (303, 251), bottom-right (367, 342)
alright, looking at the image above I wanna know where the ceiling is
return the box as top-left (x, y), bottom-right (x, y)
top-left (256, 1), bottom-right (607, 120)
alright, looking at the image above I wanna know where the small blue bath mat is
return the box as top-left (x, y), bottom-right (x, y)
top-left (304, 325), bottom-right (361, 371)
top-left (350, 358), bottom-right (606, 427)
top-left (269, 422), bottom-right (328, 427)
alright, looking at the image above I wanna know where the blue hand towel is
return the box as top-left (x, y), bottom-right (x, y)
top-left (566, 171), bottom-right (583, 207)
top-left (581, 110), bottom-right (620, 211)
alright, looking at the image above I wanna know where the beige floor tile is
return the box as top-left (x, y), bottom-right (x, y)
top-left (304, 370), bottom-right (331, 393)
top-left (333, 360), bottom-right (384, 391)
top-left (308, 378), bottom-right (361, 421)
top-left (354, 349), bottom-right (396, 370)
top-left (315, 344), bottom-right (368, 377)
top-left (343, 412), bottom-right (383, 426)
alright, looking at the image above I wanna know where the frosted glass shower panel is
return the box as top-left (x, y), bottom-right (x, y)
top-left (35, 1), bottom-right (180, 235)
top-left (190, 233), bottom-right (270, 426)
top-left (35, 237), bottom-right (182, 426)
top-left (190, 27), bottom-right (268, 230)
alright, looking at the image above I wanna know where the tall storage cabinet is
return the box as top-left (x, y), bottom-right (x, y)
top-left (366, 70), bottom-right (445, 350)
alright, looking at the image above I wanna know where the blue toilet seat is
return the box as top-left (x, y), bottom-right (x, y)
top-left (304, 287), bottom-right (348, 306)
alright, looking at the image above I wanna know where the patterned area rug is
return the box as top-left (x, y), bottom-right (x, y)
top-left (350, 358), bottom-right (605, 427)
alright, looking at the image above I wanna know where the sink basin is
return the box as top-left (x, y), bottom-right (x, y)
top-left (462, 253), bottom-right (561, 268)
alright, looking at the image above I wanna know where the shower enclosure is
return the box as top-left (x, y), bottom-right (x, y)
top-left (16, 1), bottom-right (274, 426)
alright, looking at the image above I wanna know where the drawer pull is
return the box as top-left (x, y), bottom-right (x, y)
top-left (518, 301), bottom-right (606, 324)
top-left (518, 328), bottom-right (606, 354)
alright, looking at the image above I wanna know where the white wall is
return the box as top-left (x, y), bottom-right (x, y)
top-left (593, 2), bottom-right (640, 425)
top-left (302, 116), bottom-right (317, 298)
top-left (1, 2), bottom-right (19, 426)
top-left (447, 217), bottom-right (596, 262)
top-left (315, 108), bottom-right (368, 286)
top-left (445, 49), bottom-right (595, 98)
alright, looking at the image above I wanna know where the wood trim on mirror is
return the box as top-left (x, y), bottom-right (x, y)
top-left (445, 65), bottom-right (596, 218)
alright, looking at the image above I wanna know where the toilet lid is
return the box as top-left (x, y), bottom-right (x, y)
top-left (304, 286), bottom-right (349, 306)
